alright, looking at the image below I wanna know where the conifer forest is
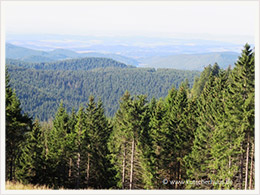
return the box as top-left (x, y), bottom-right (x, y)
top-left (5, 44), bottom-right (255, 190)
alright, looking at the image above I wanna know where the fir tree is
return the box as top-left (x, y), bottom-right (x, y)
top-left (224, 43), bottom-right (255, 189)
top-left (6, 69), bottom-right (32, 181)
top-left (48, 100), bottom-right (70, 188)
top-left (16, 119), bottom-right (45, 185)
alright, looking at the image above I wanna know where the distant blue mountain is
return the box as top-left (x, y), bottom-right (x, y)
top-left (6, 42), bottom-right (240, 70)
top-left (6, 43), bottom-right (139, 66)
top-left (139, 52), bottom-right (239, 70)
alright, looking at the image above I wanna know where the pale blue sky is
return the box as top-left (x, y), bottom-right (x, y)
top-left (3, 1), bottom-right (258, 44)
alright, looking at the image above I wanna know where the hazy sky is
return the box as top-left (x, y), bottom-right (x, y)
top-left (2, 1), bottom-right (258, 43)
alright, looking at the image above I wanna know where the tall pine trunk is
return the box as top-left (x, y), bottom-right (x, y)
top-left (245, 135), bottom-right (250, 190)
top-left (9, 158), bottom-right (13, 181)
top-left (122, 142), bottom-right (126, 189)
top-left (249, 142), bottom-right (254, 189)
top-left (69, 157), bottom-right (72, 178)
top-left (13, 160), bottom-right (16, 181)
top-left (76, 152), bottom-right (80, 189)
top-left (129, 139), bottom-right (135, 190)
top-left (86, 153), bottom-right (90, 186)
top-left (239, 144), bottom-right (244, 189)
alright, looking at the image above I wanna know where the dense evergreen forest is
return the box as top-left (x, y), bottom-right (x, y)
top-left (7, 58), bottom-right (199, 120)
top-left (6, 44), bottom-right (254, 190)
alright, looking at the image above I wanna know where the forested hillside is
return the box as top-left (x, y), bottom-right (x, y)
top-left (6, 44), bottom-right (255, 190)
top-left (6, 43), bottom-right (139, 65)
top-left (7, 58), bottom-right (199, 120)
top-left (6, 57), bottom-right (131, 70)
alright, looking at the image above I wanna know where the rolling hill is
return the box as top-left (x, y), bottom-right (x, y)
top-left (7, 58), bottom-right (200, 120)
top-left (6, 43), bottom-right (139, 66)
top-left (139, 52), bottom-right (239, 70)
top-left (6, 57), bottom-right (131, 71)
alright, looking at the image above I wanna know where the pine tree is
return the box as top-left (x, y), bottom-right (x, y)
top-left (16, 119), bottom-right (45, 185)
top-left (149, 98), bottom-right (168, 189)
top-left (74, 106), bottom-right (86, 189)
top-left (47, 100), bottom-right (70, 188)
top-left (6, 69), bottom-right (32, 181)
top-left (184, 74), bottom-right (218, 189)
top-left (162, 85), bottom-right (192, 189)
top-left (191, 64), bottom-right (220, 97)
top-left (157, 87), bottom-right (178, 189)
top-left (83, 96), bottom-right (112, 189)
top-left (224, 43), bottom-right (255, 189)
top-left (207, 70), bottom-right (235, 189)
top-left (108, 91), bottom-right (133, 189)
top-left (66, 108), bottom-right (77, 188)
top-left (108, 92), bottom-right (151, 189)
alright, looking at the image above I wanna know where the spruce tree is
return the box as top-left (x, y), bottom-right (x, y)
top-left (74, 106), bottom-right (86, 189)
top-left (108, 92), bottom-right (151, 189)
top-left (83, 96), bottom-right (112, 189)
top-left (48, 100), bottom-right (70, 188)
top-left (149, 98), bottom-right (168, 189)
top-left (108, 91), bottom-right (133, 189)
top-left (224, 43), bottom-right (255, 189)
top-left (6, 69), bottom-right (32, 181)
top-left (184, 74), bottom-right (217, 189)
top-left (16, 119), bottom-right (45, 185)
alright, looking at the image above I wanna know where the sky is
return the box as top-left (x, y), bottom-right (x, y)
top-left (2, 1), bottom-right (258, 44)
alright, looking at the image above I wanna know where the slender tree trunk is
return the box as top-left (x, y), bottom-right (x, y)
top-left (129, 139), bottom-right (135, 190)
top-left (76, 153), bottom-right (80, 189)
top-left (249, 142), bottom-right (254, 189)
top-left (13, 160), bottom-right (16, 181)
top-left (239, 145), bottom-right (244, 189)
top-left (9, 158), bottom-right (13, 181)
top-left (69, 157), bottom-right (72, 178)
top-left (86, 153), bottom-right (90, 186)
top-left (122, 142), bottom-right (126, 189)
top-left (245, 135), bottom-right (250, 190)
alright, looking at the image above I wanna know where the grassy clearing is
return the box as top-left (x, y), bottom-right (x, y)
top-left (5, 181), bottom-right (51, 190)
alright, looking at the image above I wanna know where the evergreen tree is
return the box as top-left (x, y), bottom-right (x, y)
top-left (47, 100), bottom-right (70, 188)
top-left (5, 43), bottom-right (255, 190)
top-left (224, 43), bottom-right (255, 189)
top-left (83, 96), bottom-right (112, 189)
top-left (108, 91), bottom-right (133, 189)
top-left (162, 85), bottom-right (192, 189)
top-left (109, 92), bottom-right (151, 189)
top-left (191, 63), bottom-right (220, 97)
top-left (16, 119), bottom-right (45, 185)
top-left (207, 70), bottom-right (235, 189)
top-left (74, 106), bottom-right (86, 189)
top-left (149, 98), bottom-right (168, 189)
top-left (6, 69), bottom-right (32, 181)
top-left (184, 74), bottom-right (218, 189)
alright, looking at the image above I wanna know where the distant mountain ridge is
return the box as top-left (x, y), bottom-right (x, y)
top-left (6, 43), bottom-right (240, 70)
top-left (6, 57), bottom-right (132, 71)
top-left (6, 43), bottom-right (139, 66)
top-left (139, 52), bottom-right (239, 70)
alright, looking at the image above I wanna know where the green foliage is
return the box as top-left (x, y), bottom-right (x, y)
top-left (6, 43), bottom-right (255, 190)
top-left (17, 120), bottom-right (46, 185)
top-left (7, 64), bottom-right (199, 121)
top-left (185, 44), bottom-right (255, 189)
top-left (5, 69), bottom-right (32, 181)
top-left (191, 63), bottom-right (220, 97)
